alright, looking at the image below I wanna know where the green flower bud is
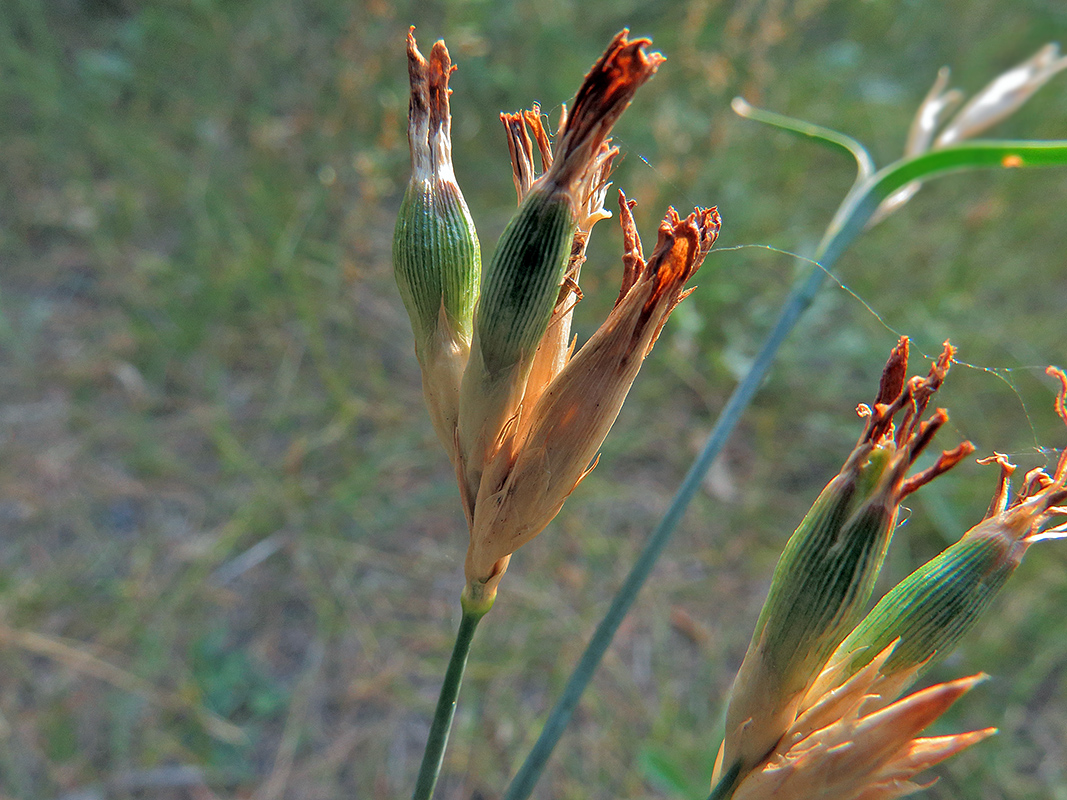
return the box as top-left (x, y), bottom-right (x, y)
top-left (394, 30), bottom-right (481, 460)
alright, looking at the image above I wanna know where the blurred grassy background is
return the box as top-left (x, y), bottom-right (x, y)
top-left (1, 0), bottom-right (1066, 798)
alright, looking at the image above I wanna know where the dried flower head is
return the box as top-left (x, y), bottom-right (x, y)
top-left (715, 339), bottom-right (974, 789)
top-left (395, 30), bottom-right (720, 610)
top-left (465, 197), bottom-right (719, 603)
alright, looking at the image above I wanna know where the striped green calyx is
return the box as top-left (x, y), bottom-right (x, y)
top-left (394, 30), bottom-right (481, 459)
top-left (394, 181), bottom-right (480, 357)
top-left (715, 338), bottom-right (975, 789)
top-left (828, 366), bottom-right (1067, 683)
top-left (472, 185), bottom-right (575, 377)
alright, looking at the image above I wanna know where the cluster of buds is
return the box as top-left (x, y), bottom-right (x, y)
top-left (394, 29), bottom-right (720, 611)
top-left (713, 346), bottom-right (1067, 800)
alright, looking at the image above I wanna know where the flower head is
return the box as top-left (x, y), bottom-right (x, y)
top-left (395, 30), bottom-right (720, 610)
top-left (716, 339), bottom-right (974, 788)
top-left (456, 32), bottom-right (664, 514)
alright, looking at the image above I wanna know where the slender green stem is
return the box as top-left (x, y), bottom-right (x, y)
top-left (412, 605), bottom-right (486, 800)
top-left (708, 761), bottom-right (743, 800)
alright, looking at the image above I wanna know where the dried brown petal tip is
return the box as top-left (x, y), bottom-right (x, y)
top-left (875, 336), bottom-right (910, 406)
top-left (549, 31), bottom-right (664, 189)
top-left (861, 341), bottom-right (960, 474)
top-left (406, 29), bottom-right (429, 103)
top-left (428, 41), bottom-right (455, 135)
top-left (637, 206), bottom-right (721, 346)
top-left (502, 110), bottom-right (537, 203)
top-left (406, 31), bottom-right (460, 181)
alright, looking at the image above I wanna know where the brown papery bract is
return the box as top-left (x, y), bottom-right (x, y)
top-left (464, 196), bottom-right (719, 603)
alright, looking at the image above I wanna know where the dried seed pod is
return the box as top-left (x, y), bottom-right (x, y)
top-left (394, 30), bottom-right (481, 460)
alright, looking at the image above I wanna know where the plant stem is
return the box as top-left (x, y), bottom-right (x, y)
top-left (708, 761), bottom-right (743, 800)
top-left (412, 606), bottom-right (486, 800)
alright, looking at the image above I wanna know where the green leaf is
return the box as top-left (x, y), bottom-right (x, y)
top-left (731, 97), bottom-right (875, 183)
top-left (820, 139), bottom-right (1067, 264)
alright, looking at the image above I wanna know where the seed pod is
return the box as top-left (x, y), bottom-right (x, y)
top-left (717, 339), bottom-right (975, 788)
top-left (394, 30), bottom-right (481, 460)
top-left (394, 182), bottom-right (480, 357)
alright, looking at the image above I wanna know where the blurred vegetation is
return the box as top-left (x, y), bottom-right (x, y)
top-left (1, 0), bottom-right (1065, 798)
